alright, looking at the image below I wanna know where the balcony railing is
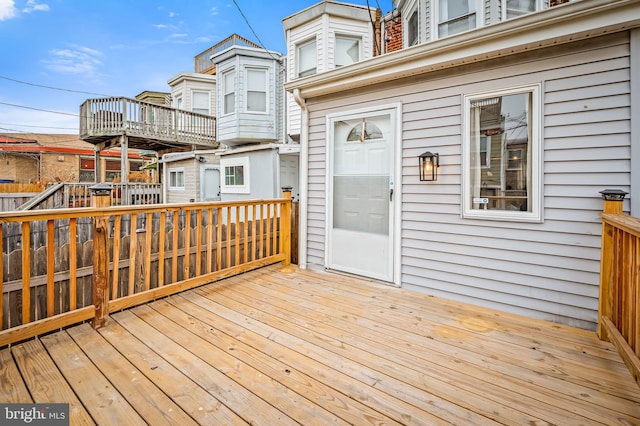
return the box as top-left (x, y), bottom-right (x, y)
top-left (80, 97), bottom-right (216, 148)
top-left (598, 190), bottom-right (640, 386)
top-left (194, 33), bottom-right (261, 74)
top-left (0, 190), bottom-right (292, 346)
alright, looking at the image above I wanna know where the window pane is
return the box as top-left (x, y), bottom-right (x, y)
top-left (469, 92), bottom-right (532, 212)
top-left (408, 10), bottom-right (418, 46)
top-left (298, 40), bottom-right (317, 77)
top-left (246, 69), bottom-right (267, 112)
top-left (192, 91), bottom-right (209, 115)
top-left (225, 165), bottom-right (244, 186)
top-left (439, 0), bottom-right (476, 37)
top-left (506, 0), bottom-right (535, 18)
top-left (336, 36), bottom-right (360, 67)
top-left (223, 71), bottom-right (235, 114)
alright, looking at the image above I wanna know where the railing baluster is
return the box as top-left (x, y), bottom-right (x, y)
top-left (128, 213), bottom-right (137, 296)
top-left (216, 207), bottom-right (222, 271)
top-left (144, 212), bottom-right (152, 291)
top-left (206, 209), bottom-right (213, 273)
top-left (196, 210), bottom-right (202, 277)
top-left (69, 218), bottom-right (77, 310)
top-left (46, 219), bottom-right (55, 317)
top-left (226, 207), bottom-right (231, 268)
top-left (235, 206), bottom-right (240, 267)
top-left (184, 210), bottom-right (191, 279)
top-left (158, 211), bottom-right (166, 286)
top-left (172, 211), bottom-right (179, 283)
top-left (21, 221), bottom-right (30, 325)
top-left (111, 215), bottom-right (121, 300)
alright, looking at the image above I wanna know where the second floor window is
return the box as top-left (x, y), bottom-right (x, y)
top-left (335, 35), bottom-right (360, 67)
top-left (222, 70), bottom-right (235, 115)
top-left (505, 0), bottom-right (537, 19)
top-left (438, 0), bottom-right (477, 38)
top-left (297, 39), bottom-right (317, 78)
top-left (407, 9), bottom-right (419, 46)
top-left (192, 91), bottom-right (209, 115)
top-left (246, 68), bottom-right (267, 113)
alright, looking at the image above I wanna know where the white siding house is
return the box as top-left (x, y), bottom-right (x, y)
top-left (167, 73), bottom-right (216, 116)
top-left (286, 0), bottom-right (640, 330)
top-left (161, 150), bottom-right (223, 204)
top-left (283, 1), bottom-right (377, 139)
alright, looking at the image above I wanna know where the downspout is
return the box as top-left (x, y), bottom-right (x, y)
top-left (292, 88), bottom-right (309, 269)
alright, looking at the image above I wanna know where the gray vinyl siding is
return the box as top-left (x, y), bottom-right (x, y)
top-left (304, 32), bottom-right (631, 329)
top-left (166, 159), bottom-right (199, 204)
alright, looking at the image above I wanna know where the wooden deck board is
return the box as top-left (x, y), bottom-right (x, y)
top-left (2, 265), bottom-right (639, 425)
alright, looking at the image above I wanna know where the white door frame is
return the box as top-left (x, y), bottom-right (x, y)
top-left (325, 103), bottom-right (402, 286)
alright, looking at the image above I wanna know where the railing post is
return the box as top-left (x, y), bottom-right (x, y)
top-left (281, 187), bottom-right (292, 268)
top-left (90, 183), bottom-right (112, 329)
top-left (598, 189), bottom-right (628, 340)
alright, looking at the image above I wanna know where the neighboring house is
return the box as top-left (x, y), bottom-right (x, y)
top-left (285, 0), bottom-right (640, 330)
top-left (0, 134), bottom-right (149, 183)
top-left (160, 149), bottom-right (224, 203)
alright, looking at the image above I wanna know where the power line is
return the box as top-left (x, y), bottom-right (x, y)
top-left (0, 101), bottom-right (79, 117)
top-left (0, 75), bottom-right (111, 97)
top-left (0, 122), bottom-right (78, 130)
top-left (230, 0), bottom-right (281, 62)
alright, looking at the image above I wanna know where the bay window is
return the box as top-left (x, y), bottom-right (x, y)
top-left (335, 35), bottom-right (361, 67)
top-left (438, 0), bottom-right (477, 38)
top-left (297, 39), bottom-right (317, 78)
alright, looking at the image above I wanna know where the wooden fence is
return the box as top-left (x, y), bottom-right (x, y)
top-left (598, 190), bottom-right (640, 387)
top-left (0, 190), bottom-right (292, 346)
top-left (0, 183), bottom-right (45, 194)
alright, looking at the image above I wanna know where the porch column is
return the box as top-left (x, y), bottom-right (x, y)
top-left (94, 148), bottom-right (101, 183)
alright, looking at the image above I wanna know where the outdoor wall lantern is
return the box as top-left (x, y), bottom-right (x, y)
top-left (419, 151), bottom-right (439, 181)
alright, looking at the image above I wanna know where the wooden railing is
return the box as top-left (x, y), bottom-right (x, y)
top-left (16, 182), bottom-right (162, 210)
top-left (0, 189), bottom-right (292, 346)
top-left (598, 190), bottom-right (640, 387)
top-left (79, 97), bottom-right (216, 147)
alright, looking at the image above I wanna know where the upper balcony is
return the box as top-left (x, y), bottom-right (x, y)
top-left (80, 97), bottom-right (217, 151)
top-left (194, 33), bottom-right (261, 75)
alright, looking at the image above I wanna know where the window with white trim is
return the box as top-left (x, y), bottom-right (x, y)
top-left (297, 39), bottom-right (317, 78)
top-left (437, 0), bottom-right (478, 38)
top-left (168, 168), bottom-right (185, 190)
top-left (504, 0), bottom-right (538, 19)
top-left (335, 35), bottom-right (361, 67)
top-left (463, 85), bottom-right (541, 221)
top-left (192, 91), bottom-right (210, 115)
top-left (173, 95), bottom-right (183, 110)
top-left (220, 157), bottom-right (250, 194)
top-left (222, 69), bottom-right (235, 115)
top-left (407, 8), bottom-right (419, 46)
top-left (245, 68), bottom-right (267, 113)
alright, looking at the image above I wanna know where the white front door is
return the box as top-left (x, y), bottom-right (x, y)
top-left (328, 109), bottom-right (396, 282)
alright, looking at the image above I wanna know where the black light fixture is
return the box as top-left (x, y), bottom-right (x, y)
top-left (419, 151), bottom-right (439, 181)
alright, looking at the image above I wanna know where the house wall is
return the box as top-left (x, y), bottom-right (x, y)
top-left (0, 154), bottom-right (38, 183)
top-left (166, 158), bottom-right (199, 204)
top-left (40, 154), bottom-right (80, 182)
top-left (220, 149), bottom-right (279, 202)
top-left (169, 74), bottom-right (216, 116)
top-left (302, 32), bottom-right (632, 329)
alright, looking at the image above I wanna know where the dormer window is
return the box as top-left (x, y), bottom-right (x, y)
top-left (335, 35), bottom-right (361, 67)
top-left (504, 0), bottom-right (537, 19)
top-left (246, 68), bottom-right (267, 113)
top-left (407, 9), bottom-right (419, 46)
top-left (438, 0), bottom-right (477, 38)
top-left (192, 91), bottom-right (210, 115)
top-left (222, 69), bottom-right (235, 115)
top-left (297, 39), bottom-right (317, 77)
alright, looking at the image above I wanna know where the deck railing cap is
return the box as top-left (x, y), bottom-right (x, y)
top-left (599, 189), bottom-right (628, 201)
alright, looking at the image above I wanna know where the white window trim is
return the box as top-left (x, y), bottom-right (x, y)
top-left (244, 67), bottom-right (269, 114)
top-left (168, 167), bottom-right (185, 191)
top-left (221, 156), bottom-right (250, 194)
top-left (462, 84), bottom-right (542, 222)
top-left (432, 0), bottom-right (484, 40)
top-left (221, 68), bottom-right (236, 116)
top-left (191, 90), bottom-right (210, 115)
top-left (297, 38), bottom-right (317, 78)
top-left (403, 0), bottom-right (419, 47)
top-left (502, 0), bottom-right (543, 21)
top-left (334, 34), bottom-right (362, 68)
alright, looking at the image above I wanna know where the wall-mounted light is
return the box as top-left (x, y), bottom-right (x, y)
top-left (196, 155), bottom-right (206, 163)
top-left (419, 151), bottom-right (439, 181)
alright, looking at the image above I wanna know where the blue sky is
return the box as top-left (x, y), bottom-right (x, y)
top-left (0, 0), bottom-right (386, 135)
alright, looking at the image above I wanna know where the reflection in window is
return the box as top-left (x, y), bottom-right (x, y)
top-left (335, 35), bottom-right (360, 67)
top-left (347, 119), bottom-right (383, 142)
top-left (438, 0), bottom-right (477, 38)
top-left (505, 0), bottom-right (536, 19)
top-left (466, 87), bottom-right (539, 218)
top-left (407, 9), bottom-right (419, 46)
top-left (225, 165), bottom-right (244, 186)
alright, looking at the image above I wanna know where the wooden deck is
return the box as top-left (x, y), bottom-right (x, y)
top-left (1, 265), bottom-right (639, 425)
